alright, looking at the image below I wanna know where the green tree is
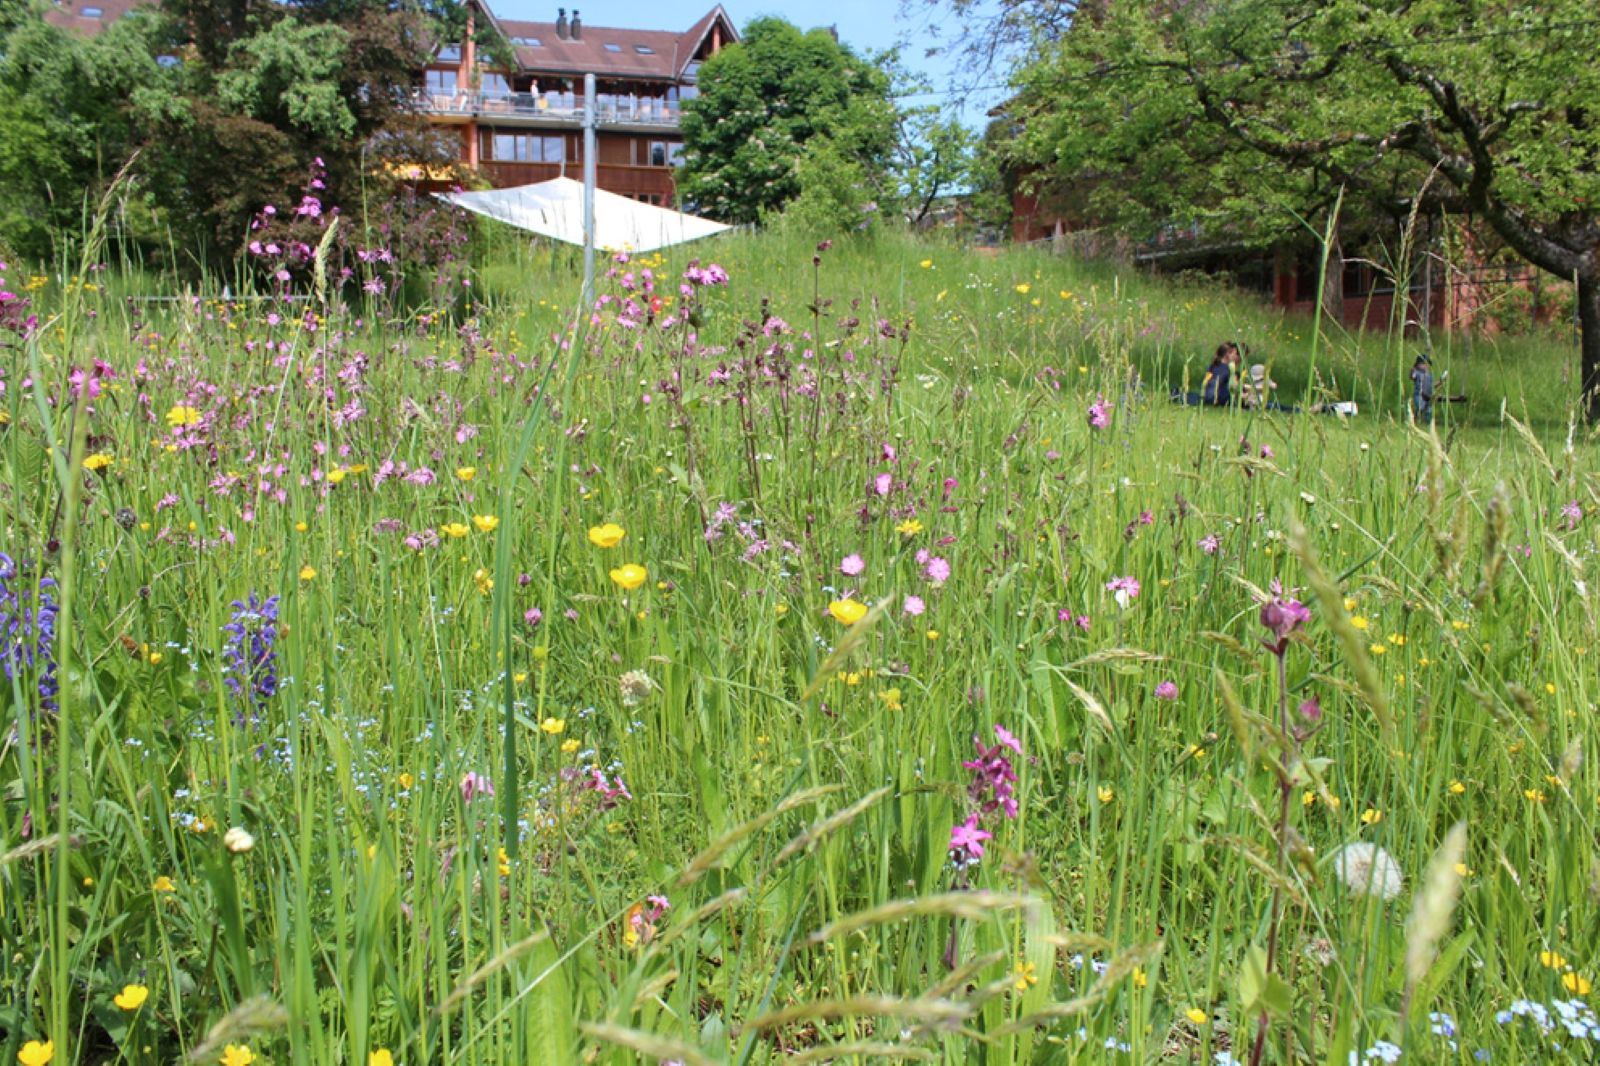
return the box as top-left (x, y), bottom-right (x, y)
top-left (0, 8), bottom-right (162, 257)
top-left (678, 17), bottom-right (896, 225)
top-left (1009, 0), bottom-right (1600, 419)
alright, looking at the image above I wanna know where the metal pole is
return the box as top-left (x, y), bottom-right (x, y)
top-left (582, 71), bottom-right (597, 307)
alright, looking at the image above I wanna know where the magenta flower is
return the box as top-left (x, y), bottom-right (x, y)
top-left (925, 556), bottom-right (951, 584)
top-left (903, 594), bottom-right (926, 617)
top-left (1087, 395), bottom-right (1113, 429)
top-left (1298, 695), bottom-right (1322, 722)
top-left (1154, 681), bottom-right (1179, 701)
top-left (1260, 580), bottom-right (1311, 656)
top-left (1199, 533), bottom-right (1221, 555)
top-left (949, 814), bottom-right (992, 860)
top-left (1105, 576), bottom-right (1140, 608)
top-left (1561, 500), bottom-right (1583, 529)
top-left (459, 772), bottom-right (494, 804)
top-left (994, 724), bottom-right (1022, 754)
top-left (873, 472), bottom-right (893, 496)
top-left (840, 553), bottom-right (865, 576)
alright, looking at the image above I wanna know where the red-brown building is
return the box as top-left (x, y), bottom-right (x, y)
top-left (420, 4), bottom-right (736, 205)
top-left (43, 0), bottom-right (737, 207)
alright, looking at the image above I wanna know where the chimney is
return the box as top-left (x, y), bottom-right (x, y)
top-left (556, 8), bottom-right (567, 39)
top-left (570, 10), bottom-right (582, 39)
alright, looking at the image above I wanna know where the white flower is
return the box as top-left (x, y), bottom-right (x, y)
top-left (1332, 842), bottom-right (1404, 900)
top-left (223, 826), bottom-right (255, 854)
top-left (1300, 492), bottom-right (1317, 505)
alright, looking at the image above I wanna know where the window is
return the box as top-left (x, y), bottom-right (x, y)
top-left (81, 5), bottom-right (102, 14)
top-left (604, 43), bottom-right (623, 52)
top-left (635, 44), bottom-right (655, 54)
top-left (511, 35), bottom-right (542, 46)
top-left (437, 44), bottom-right (462, 61)
top-left (480, 72), bottom-right (510, 95)
top-left (646, 141), bottom-right (683, 167)
top-left (156, 54), bottom-right (180, 68)
top-left (683, 60), bottom-right (701, 82)
top-left (485, 132), bottom-right (565, 163)
top-left (426, 69), bottom-right (457, 94)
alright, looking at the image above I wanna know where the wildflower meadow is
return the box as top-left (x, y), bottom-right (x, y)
top-left (1, 189), bottom-right (1597, 1066)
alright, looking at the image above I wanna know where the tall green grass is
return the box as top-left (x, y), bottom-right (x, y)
top-left (0, 227), bottom-right (1595, 1065)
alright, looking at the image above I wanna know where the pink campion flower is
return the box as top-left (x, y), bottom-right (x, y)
top-left (1259, 444), bottom-right (1274, 459)
top-left (1087, 395), bottom-right (1113, 429)
top-left (840, 553), bottom-right (865, 576)
top-left (1298, 695), bottom-right (1322, 722)
top-left (925, 556), bottom-right (951, 584)
top-left (994, 724), bottom-right (1022, 754)
top-left (1259, 580), bottom-right (1311, 654)
top-left (1075, 614), bottom-right (1091, 631)
top-left (1154, 681), bottom-right (1179, 701)
top-left (942, 477), bottom-right (957, 501)
top-left (949, 814), bottom-right (992, 860)
top-left (1199, 533), bottom-right (1221, 555)
top-left (1561, 500), bottom-right (1583, 529)
top-left (459, 772), bottom-right (494, 804)
top-left (874, 472), bottom-right (893, 496)
top-left (1105, 576), bottom-right (1141, 610)
top-left (1138, 510), bottom-right (1154, 526)
top-left (903, 595), bottom-right (926, 617)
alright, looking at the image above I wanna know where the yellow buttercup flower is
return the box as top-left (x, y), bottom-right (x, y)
top-left (455, 466), bottom-right (476, 481)
top-left (540, 717), bottom-right (565, 735)
top-left (1564, 973), bottom-right (1593, 995)
top-left (1185, 1007), bottom-right (1208, 1025)
top-left (827, 598), bottom-right (868, 625)
top-left (472, 514), bottom-right (499, 533)
top-left (561, 738), bottom-right (580, 754)
top-left (299, 565), bottom-right (317, 582)
top-left (165, 404), bottom-right (201, 427)
top-left (1012, 960), bottom-right (1037, 991)
top-left (113, 984), bottom-right (149, 1010)
top-left (1097, 785), bottom-right (1114, 804)
top-left (610, 564), bottom-right (647, 590)
top-left (219, 1045), bottom-right (254, 1066)
top-left (1360, 808), bottom-right (1383, 825)
top-left (17, 1041), bottom-right (53, 1066)
top-left (83, 452), bottom-right (114, 471)
top-left (441, 522), bottom-right (469, 538)
top-left (1541, 950), bottom-right (1568, 970)
top-left (370, 1052), bottom-right (395, 1066)
top-left (1448, 780), bottom-right (1466, 795)
top-left (1015, 283), bottom-right (1031, 295)
top-left (894, 518), bottom-right (923, 536)
top-left (151, 876), bottom-right (176, 893)
top-left (325, 468), bottom-right (347, 485)
top-left (588, 522), bottom-right (626, 548)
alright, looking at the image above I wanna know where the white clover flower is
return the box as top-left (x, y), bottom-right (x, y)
top-left (1331, 842), bottom-right (1404, 900)
top-left (223, 826), bottom-right (255, 854)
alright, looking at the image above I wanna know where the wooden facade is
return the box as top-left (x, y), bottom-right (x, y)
top-left (419, 3), bottom-right (737, 206)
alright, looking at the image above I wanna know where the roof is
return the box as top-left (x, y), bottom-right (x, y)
top-left (43, 0), bottom-right (146, 35)
top-left (489, 5), bottom-right (737, 81)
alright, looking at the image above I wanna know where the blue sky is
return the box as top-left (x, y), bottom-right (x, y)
top-left (484, 0), bottom-right (1009, 126)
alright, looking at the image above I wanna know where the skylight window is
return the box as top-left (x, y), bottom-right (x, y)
top-left (512, 35), bottom-right (542, 46)
top-left (81, 5), bottom-right (103, 15)
top-left (635, 45), bottom-right (655, 54)
top-left (603, 43), bottom-right (623, 53)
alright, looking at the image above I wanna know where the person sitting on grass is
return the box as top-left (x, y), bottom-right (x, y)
top-left (1242, 363), bottom-right (1277, 409)
top-left (1200, 342), bottom-right (1240, 406)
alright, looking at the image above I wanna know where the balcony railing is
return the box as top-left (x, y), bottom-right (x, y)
top-left (415, 90), bottom-right (682, 127)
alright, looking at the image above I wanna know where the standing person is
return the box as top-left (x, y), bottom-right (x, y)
top-left (1410, 353), bottom-right (1435, 423)
top-left (1202, 342), bottom-right (1240, 406)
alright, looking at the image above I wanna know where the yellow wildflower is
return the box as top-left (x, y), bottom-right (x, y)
top-left (540, 717), bottom-right (565, 735)
top-left (1185, 1007), bottom-right (1208, 1025)
top-left (441, 522), bottom-right (469, 538)
top-left (17, 1041), bottom-right (53, 1066)
top-left (610, 564), bottom-right (647, 590)
top-left (299, 565), bottom-right (317, 582)
top-left (165, 405), bottom-right (202, 427)
top-left (455, 466), bottom-right (476, 481)
top-left (588, 522), bottom-right (626, 548)
top-left (113, 984), bottom-right (149, 1011)
top-left (219, 1045), bottom-right (254, 1066)
top-left (827, 598), bottom-right (868, 625)
top-left (472, 514), bottom-right (500, 533)
top-left (1012, 961), bottom-right (1037, 991)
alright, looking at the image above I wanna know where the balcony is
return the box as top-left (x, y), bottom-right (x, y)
top-left (415, 90), bottom-right (683, 130)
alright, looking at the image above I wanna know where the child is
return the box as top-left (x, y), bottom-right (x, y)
top-left (1242, 363), bottom-right (1278, 409)
top-left (1201, 342), bottom-right (1240, 406)
top-left (1410, 354), bottom-right (1434, 423)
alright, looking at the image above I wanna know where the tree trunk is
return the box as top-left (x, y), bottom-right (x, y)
top-left (1580, 274), bottom-right (1600, 424)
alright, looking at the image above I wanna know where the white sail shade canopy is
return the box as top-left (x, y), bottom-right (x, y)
top-left (435, 177), bottom-right (731, 254)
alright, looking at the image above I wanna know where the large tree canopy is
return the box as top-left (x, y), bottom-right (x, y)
top-left (1008, 0), bottom-right (1600, 419)
top-left (678, 17), bottom-right (897, 225)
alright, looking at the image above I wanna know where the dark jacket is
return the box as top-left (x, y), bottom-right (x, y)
top-left (1202, 360), bottom-right (1232, 405)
